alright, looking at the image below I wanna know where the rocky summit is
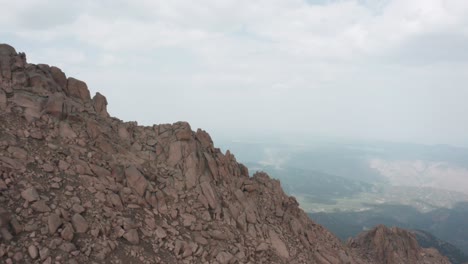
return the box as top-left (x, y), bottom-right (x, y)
top-left (0, 43), bottom-right (451, 264)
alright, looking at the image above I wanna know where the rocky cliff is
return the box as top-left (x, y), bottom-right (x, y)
top-left (0, 44), bottom-right (450, 264)
top-left (347, 225), bottom-right (450, 264)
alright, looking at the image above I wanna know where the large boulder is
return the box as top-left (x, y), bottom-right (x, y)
top-left (0, 44), bottom-right (16, 81)
top-left (0, 44), bottom-right (16, 56)
top-left (42, 93), bottom-right (66, 118)
top-left (66, 77), bottom-right (90, 101)
top-left (92, 92), bottom-right (109, 117)
top-left (50, 66), bottom-right (67, 90)
top-left (125, 166), bottom-right (148, 196)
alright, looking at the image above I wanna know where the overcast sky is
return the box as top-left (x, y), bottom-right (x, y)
top-left (2, 0), bottom-right (468, 146)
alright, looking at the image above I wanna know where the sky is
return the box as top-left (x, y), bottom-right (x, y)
top-left (1, 0), bottom-right (468, 146)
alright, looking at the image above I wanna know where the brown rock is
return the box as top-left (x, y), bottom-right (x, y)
top-left (216, 251), bottom-right (234, 264)
top-left (348, 225), bottom-right (451, 264)
top-left (72, 204), bottom-right (85, 214)
top-left (39, 247), bottom-right (50, 261)
top-left (175, 122), bottom-right (192, 141)
top-left (118, 125), bottom-right (131, 140)
top-left (182, 213), bottom-right (196, 227)
top-left (58, 160), bottom-right (69, 171)
top-left (0, 228), bottom-right (13, 241)
top-left (50, 66), bottom-right (67, 90)
top-left (7, 146), bottom-right (28, 159)
top-left (0, 180), bottom-right (7, 190)
top-left (210, 230), bottom-right (228, 240)
top-left (123, 229), bottom-right (139, 245)
top-left (42, 163), bottom-right (54, 172)
top-left (155, 227), bottom-right (167, 239)
top-left (10, 92), bottom-right (44, 121)
top-left (200, 182), bottom-right (218, 210)
top-left (256, 242), bottom-right (269, 252)
top-left (10, 218), bottom-right (23, 234)
top-left (13, 252), bottom-right (23, 262)
top-left (31, 200), bottom-right (51, 212)
top-left (0, 209), bottom-right (11, 228)
top-left (71, 214), bottom-right (88, 233)
top-left (93, 92), bottom-right (109, 117)
top-left (193, 234), bottom-right (208, 245)
top-left (59, 122), bottom-right (77, 139)
top-left (125, 166), bottom-right (148, 196)
top-left (66, 77), bottom-right (90, 101)
top-left (269, 230), bottom-right (289, 259)
top-left (59, 242), bottom-right (76, 253)
top-left (48, 214), bottom-right (62, 234)
top-left (28, 245), bottom-right (39, 259)
top-left (167, 141), bottom-right (183, 166)
top-left (113, 226), bottom-right (125, 238)
top-left (0, 43), bottom-right (16, 55)
top-left (107, 193), bottom-right (123, 210)
top-left (61, 224), bottom-right (74, 241)
top-left (21, 187), bottom-right (40, 202)
top-left (184, 153), bottom-right (199, 189)
top-left (86, 120), bottom-right (102, 139)
top-left (195, 129), bottom-right (213, 149)
top-left (0, 89), bottom-right (6, 110)
top-left (42, 93), bottom-right (66, 118)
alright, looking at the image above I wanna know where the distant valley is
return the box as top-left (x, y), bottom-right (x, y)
top-left (220, 139), bottom-right (468, 258)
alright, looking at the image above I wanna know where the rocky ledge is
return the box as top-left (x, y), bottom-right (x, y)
top-left (0, 43), bottom-right (450, 264)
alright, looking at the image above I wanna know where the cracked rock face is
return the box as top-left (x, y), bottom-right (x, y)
top-left (0, 43), bottom-right (450, 264)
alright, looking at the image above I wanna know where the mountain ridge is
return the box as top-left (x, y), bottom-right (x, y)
top-left (0, 43), bottom-right (450, 264)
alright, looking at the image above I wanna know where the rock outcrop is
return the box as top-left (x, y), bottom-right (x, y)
top-left (347, 225), bottom-right (450, 264)
top-left (0, 43), bottom-right (450, 264)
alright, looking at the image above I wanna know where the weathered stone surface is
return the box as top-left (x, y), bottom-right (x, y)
top-left (155, 227), bottom-right (167, 239)
top-left (50, 66), bottom-right (67, 90)
top-left (59, 121), bottom-right (77, 138)
top-left (167, 141), bottom-right (183, 167)
top-left (0, 43), bottom-right (16, 56)
top-left (269, 230), bottom-right (289, 259)
top-left (92, 92), bottom-right (109, 117)
top-left (31, 200), bottom-right (50, 212)
top-left (48, 214), bottom-right (62, 234)
top-left (71, 214), bottom-right (88, 233)
top-left (107, 193), bottom-right (123, 210)
top-left (175, 123), bottom-right (192, 141)
top-left (216, 251), bottom-right (234, 264)
top-left (200, 181), bottom-right (218, 210)
top-left (123, 229), bottom-right (139, 245)
top-left (61, 224), bottom-right (74, 241)
top-left (125, 166), bottom-right (148, 196)
top-left (66, 77), bottom-right (90, 101)
top-left (86, 120), bottom-right (102, 139)
top-left (0, 89), bottom-right (6, 109)
top-left (21, 187), bottom-right (40, 202)
top-left (28, 245), bottom-right (38, 259)
top-left (184, 153), bottom-right (198, 189)
top-left (42, 93), bottom-right (69, 118)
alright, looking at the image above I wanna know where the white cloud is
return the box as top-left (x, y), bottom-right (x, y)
top-left (2, 0), bottom-right (468, 145)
